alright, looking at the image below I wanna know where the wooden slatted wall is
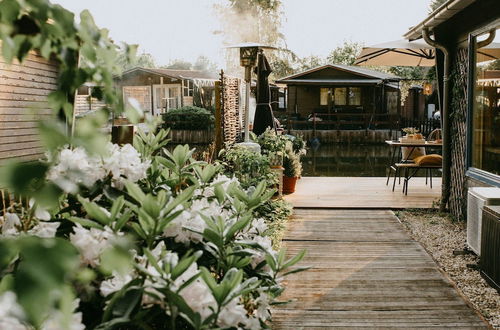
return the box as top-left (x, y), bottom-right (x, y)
top-left (0, 50), bottom-right (58, 162)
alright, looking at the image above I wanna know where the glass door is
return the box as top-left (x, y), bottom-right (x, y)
top-left (153, 85), bottom-right (181, 115)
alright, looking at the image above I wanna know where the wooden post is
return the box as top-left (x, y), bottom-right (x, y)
top-left (214, 77), bottom-right (223, 157)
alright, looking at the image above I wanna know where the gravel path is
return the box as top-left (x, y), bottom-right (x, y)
top-left (397, 210), bottom-right (500, 329)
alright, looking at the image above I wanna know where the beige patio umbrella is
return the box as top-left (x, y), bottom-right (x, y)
top-left (354, 39), bottom-right (500, 66)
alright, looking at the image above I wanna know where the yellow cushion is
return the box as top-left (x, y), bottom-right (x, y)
top-left (413, 154), bottom-right (442, 166)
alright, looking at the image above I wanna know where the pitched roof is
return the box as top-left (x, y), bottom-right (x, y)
top-left (120, 67), bottom-right (218, 80)
top-left (276, 64), bottom-right (400, 83)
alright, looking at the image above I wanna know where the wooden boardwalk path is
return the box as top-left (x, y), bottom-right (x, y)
top-left (285, 177), bottom-right (441, 209)
top-left (273, 209), bottom-right (487, 329)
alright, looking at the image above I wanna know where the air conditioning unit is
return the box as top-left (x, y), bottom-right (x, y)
top-left (467, 187), bottom-right (500, 255)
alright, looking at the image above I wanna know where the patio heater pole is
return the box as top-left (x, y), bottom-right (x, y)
top-left (244, 65), bottom-right (252, 142)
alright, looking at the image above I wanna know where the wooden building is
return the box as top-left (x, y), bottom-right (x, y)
top-left (275, 64), bottom-right (401, 119)
top-left (404, 0), bottom-right (500, 220)
top-left (114, 67), bottom-right (217, 115)
top-left (0, 48), bottom-right (57, 162)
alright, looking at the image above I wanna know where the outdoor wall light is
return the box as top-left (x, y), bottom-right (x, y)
top-left (225, 43), bottom-right (277, 151)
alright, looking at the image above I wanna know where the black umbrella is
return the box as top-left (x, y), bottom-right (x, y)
top-left (252, 51), bottom-right (276, 136)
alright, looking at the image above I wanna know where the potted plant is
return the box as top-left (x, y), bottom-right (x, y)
top-left (283, 142), bottom-right (302, 194)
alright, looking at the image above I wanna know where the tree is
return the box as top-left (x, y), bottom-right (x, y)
top-left (163, 59), bottom-right (192, 70)
top-left (193, 56), bottom-right (218, 72)
top-left (429, 0), bottom-right (447, 13)
top-left (115, 44), bottom-right (156, 72)
top-left (298, 55), bottom-right (325, 71)
top-left (326, 41), bottom-right (364, 66)
top-left (215, 0), bottom-right (292, 78)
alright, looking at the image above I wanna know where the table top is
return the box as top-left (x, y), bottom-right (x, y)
top-left (385, 140), bottom-right (443, 147)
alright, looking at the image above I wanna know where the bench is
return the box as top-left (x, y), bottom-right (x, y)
top-left (392, 163), bottom-right (442, 195)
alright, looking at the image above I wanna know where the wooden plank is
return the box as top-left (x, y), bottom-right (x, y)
top-left (0, 62), bottom-right (59, 78)
top-left (284, 177), bottom-right (441, 209)
top-left (0, 147), bottom-right (44, 160)
top-left (0, 99), bottom-right (50, 109)
top-left (0, 128), bottom-right (40, 137)
top-left (0, 114), bottom-right (52, 122)
top-left (0, 135), bottom-right (40, 144)
top-left (0, 91), bottom-right (50, 102)
top-left (0, 141), bottom-right (41, 152)
top-left (272, 209), bottom-right (487, 329)
top-left (0, 108), bottom-right (53, 115)
top-left (0, 84), bottom-right (53, 96)
top-left (0, 122), bottom-right (39, 129)
top-left (0, 77), bottom-right (58, 90)
top-left (0, 69), bottom-right (58, 84)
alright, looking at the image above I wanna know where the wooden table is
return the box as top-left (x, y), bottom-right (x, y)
top-left (385, 140), bottom-right (443, 192)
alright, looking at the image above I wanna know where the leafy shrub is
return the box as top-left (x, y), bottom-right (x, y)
top-left (161, 106), bottom-right (214, 130)
top-left (219, 145), bottom-right (278, 190)
top-left (0, 130), bottom-right (307, 329)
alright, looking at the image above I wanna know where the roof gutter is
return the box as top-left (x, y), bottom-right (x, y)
top-left (422, 28), bottom-right (451, 212)
top-left (404, 0), bottom-right (476, 40)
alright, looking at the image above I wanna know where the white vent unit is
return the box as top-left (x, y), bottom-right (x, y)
top-left (467, 187), bottom-right (500, 255)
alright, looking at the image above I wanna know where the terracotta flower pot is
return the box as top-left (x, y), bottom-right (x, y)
top-left (283, 176), bottom-right (298, 194)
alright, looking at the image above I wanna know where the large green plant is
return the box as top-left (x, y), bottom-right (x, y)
top-left (161, 106), bottom-right (214, 130)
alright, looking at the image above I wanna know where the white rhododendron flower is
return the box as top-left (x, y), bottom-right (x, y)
top-left (0, 213), bottom-right (21, 236)
top-left (29, 199), bottom-right (51, 221)
top-left (41, 299), bottom-right (85, 330)
top-left (103, 143), bottom-right (150, 187)
top-left (248, 236), bottom-right (275, 269)
top-left (254, 291), bottom-right (271, 320)
top-left (47, 147), bottom-right (106, 192)
top-left (28, 222), bottom-right (60, 238)
top-left (0, 291), bottom-right (26, 330)
top-left (218, 298), bottom-right (248, 328)
top-left (47, 143), bottom-right (150, 192)
top-left (100, 272), bottom-right (134, 297)
top-left (174, 263), bottom-right (215, 320)
top-left (70, 225), bottom-right (117, 267)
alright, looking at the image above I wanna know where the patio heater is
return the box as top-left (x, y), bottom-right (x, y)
top-left (226, 43), bottom-right (276, 152)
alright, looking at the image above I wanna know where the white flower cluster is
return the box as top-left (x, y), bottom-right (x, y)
top-left (70, 225), bottom-right (120, 267)
top-left (0, 292), bottom-right (84, 330)
top-left (0, 200), bottom-right (59, 238)
top-left (47, 143), bottom-right (150, 192)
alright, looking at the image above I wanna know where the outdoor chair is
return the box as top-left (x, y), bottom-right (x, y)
top-left (394, 154), bottom-right (442, 195)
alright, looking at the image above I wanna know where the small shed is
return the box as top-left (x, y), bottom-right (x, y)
top-left (0, 47), bottom-right (58, 162)
top-left (114, 67), bottom-right (218, 115)
top-left (276, 64), bottom-right (401, 118)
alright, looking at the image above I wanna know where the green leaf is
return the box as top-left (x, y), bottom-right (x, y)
top-left (282, 249), bottom-right (307, 269)
top-left (0, 161), bottom-right (49, 196)
top-left (124, 181), bottom-right (146, 203)
top-left (67, 216), bottom-right (104, 230)
top-left (77, 196), bottom-right (111, 225)
top-left (14, 237), bottom-right (79, 327)
top-left (283, 266), bottom-right (311, 276)
top-left (265, 253), bottom-right (277, 272)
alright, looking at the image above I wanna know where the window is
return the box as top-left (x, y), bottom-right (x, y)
top-left (320, 88), bottom-right (329, 105)
top-left (334, 88), bottom-right (347, 105)
top-left (470, 26), bottom-right (500, 177)
top-left (348, 87), bottom-right (361, 106)
top-left (183, 80), bottom-right (193, 97)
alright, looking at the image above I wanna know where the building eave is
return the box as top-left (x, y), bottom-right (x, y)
top-left (403, 0), bottom-right (476, 40)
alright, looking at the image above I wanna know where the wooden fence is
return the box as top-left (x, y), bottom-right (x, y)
top-left (283, 113), bottom-right (440, 136)
top-left (0, 49), bottom-right (58, 163)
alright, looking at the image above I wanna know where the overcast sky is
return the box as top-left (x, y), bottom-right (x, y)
top-left (52, 0), bottom-right (431, 67)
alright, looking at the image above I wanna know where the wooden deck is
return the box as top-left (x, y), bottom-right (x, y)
top-left (285, 177), bottom-right (441, 209)
top-left (273, 209), bottom-right (487, 329)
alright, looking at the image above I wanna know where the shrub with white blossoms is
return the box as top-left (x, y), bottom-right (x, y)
top-left (47, 143), bottom-right (150, 192)
top-left (0, 129), bottom-right (307, 330)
